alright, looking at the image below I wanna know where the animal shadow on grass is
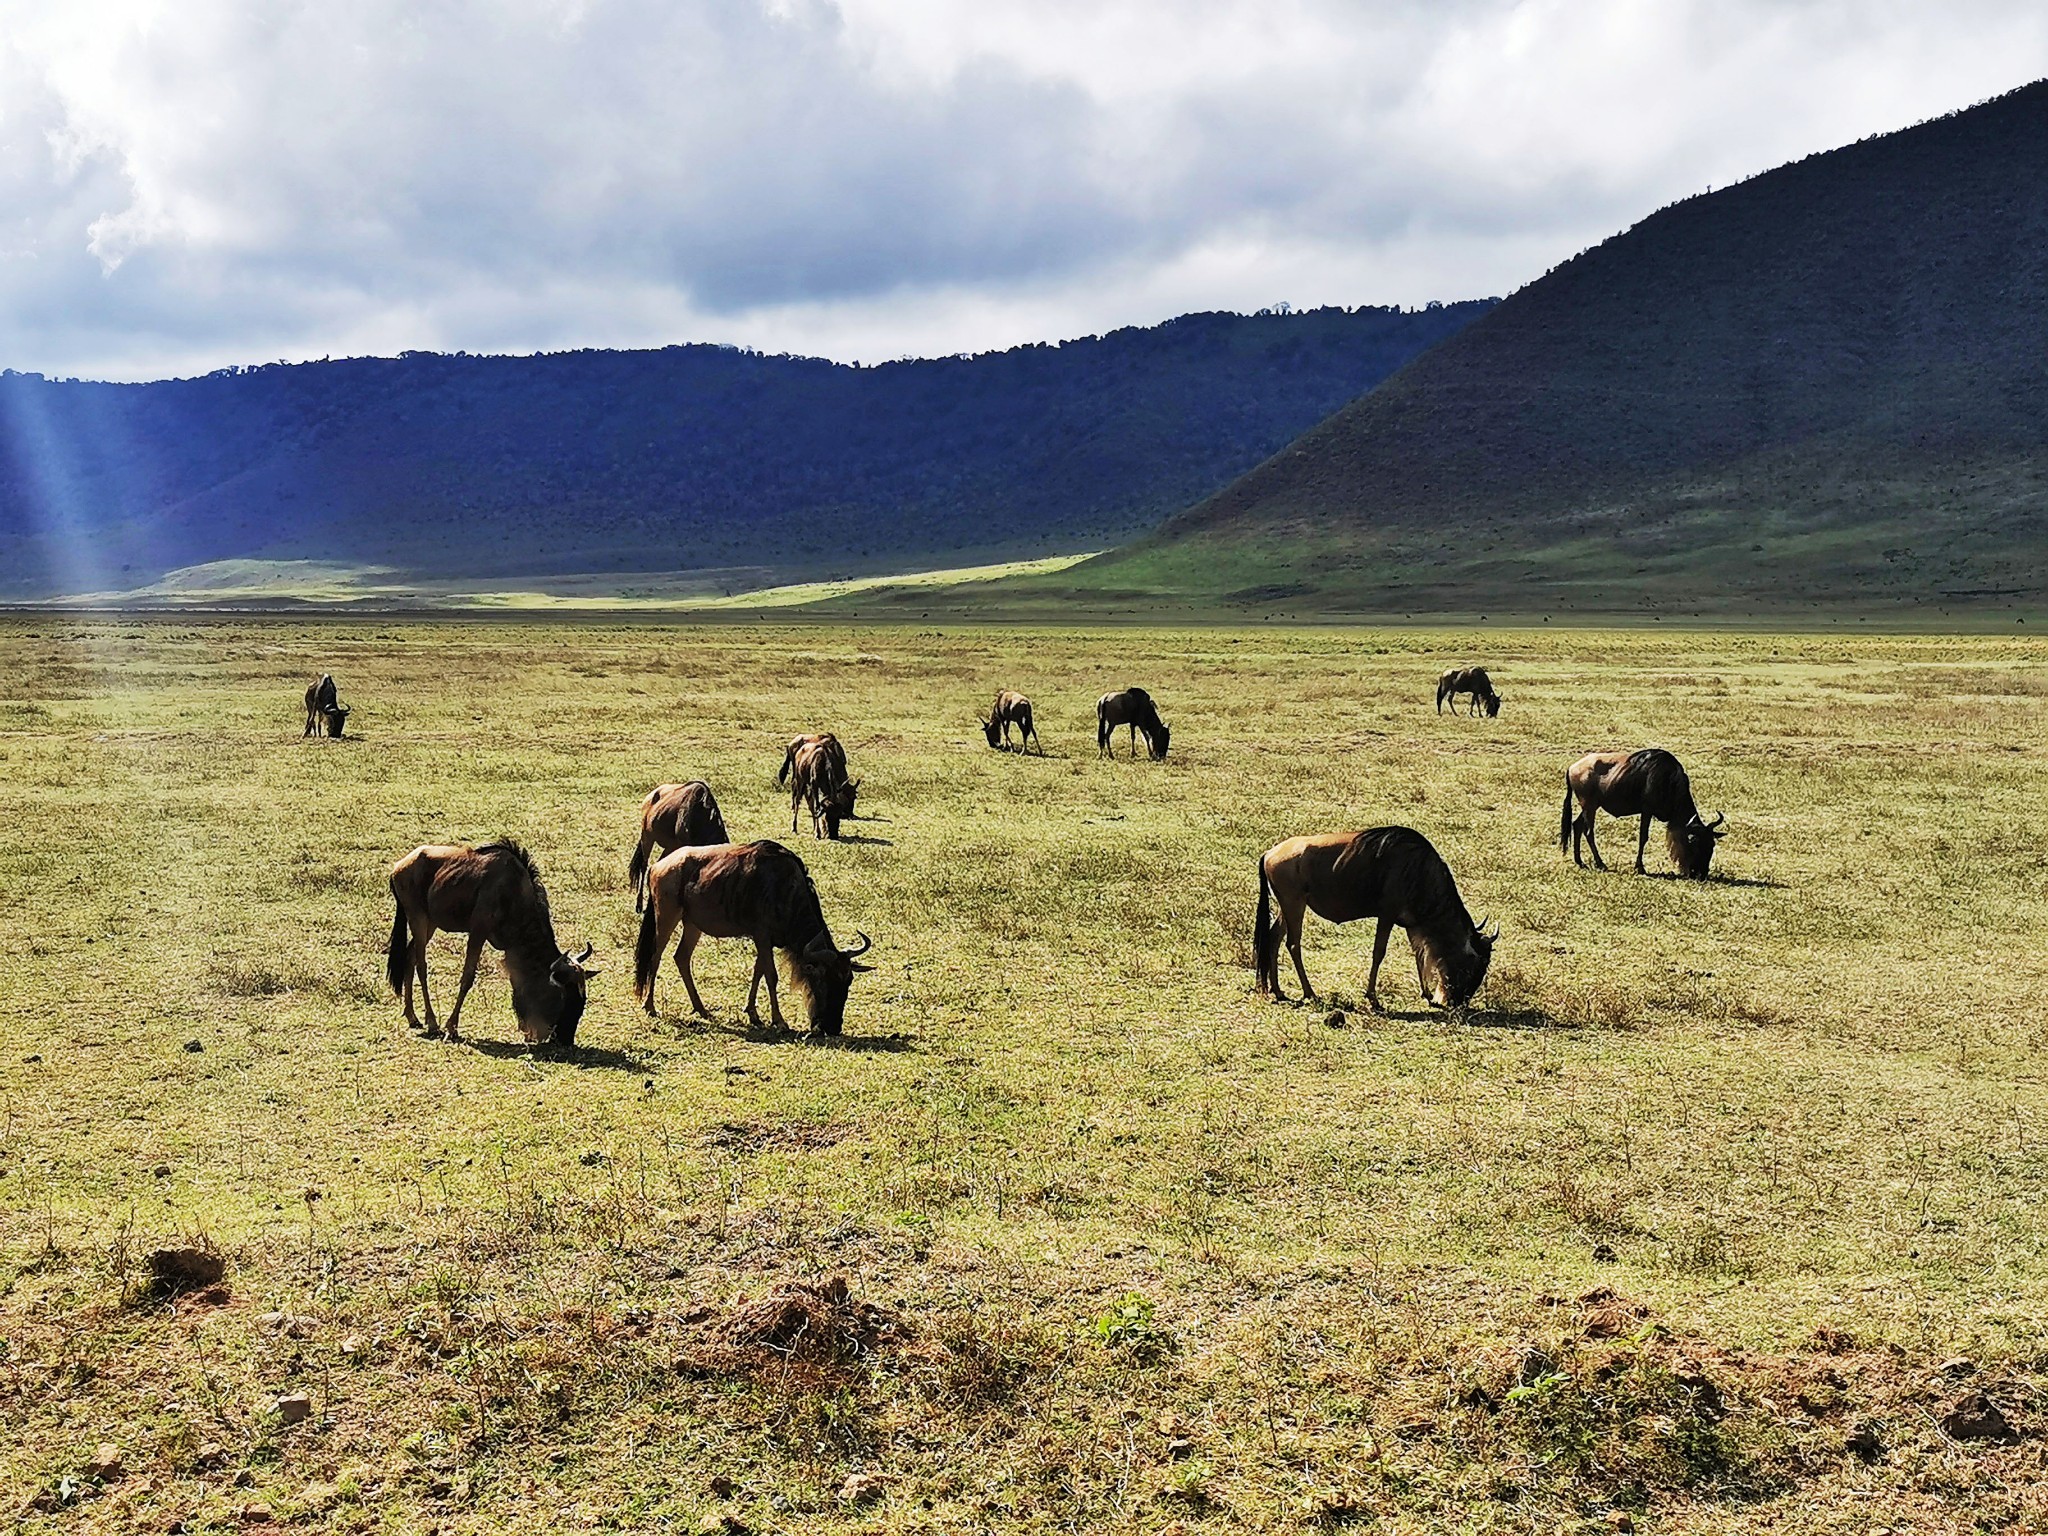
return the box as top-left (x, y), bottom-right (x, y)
top-left (1640, 870), bottom-right (1787, 890)
top-left (462, 1037), bottom-right (661, 1072)
top-left (834, 833), bottom-right (894, 846)
top-left (666, 1011), bottom-right (917, 1052)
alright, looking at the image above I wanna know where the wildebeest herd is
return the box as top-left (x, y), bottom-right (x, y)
top-left (302, 662), bottom-right (1727, 1051)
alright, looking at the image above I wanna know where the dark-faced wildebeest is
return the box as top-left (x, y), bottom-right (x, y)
top-left (633, 840), bottom-right (872, 1034)
top-left (628, 781), bottom-right (731, 911)
top-left (1436, 666), bottom-right (1501, 717)
top-left (1097, 687), bottom-right (1170, 759)
top-left (386, 841), bottom-right (597, 1047)
top-left (777, 734), bottom-right (859, 829)
top-left (303, 674), bottom-right (339, 736)
top-left (1255, 826), bottom-right (1497, 1012)
top-left (1561, 748), bottom-right (1726, 879)
top-left (784, 738), bottom-right (859, 840)
top-left (981, 689), bottom-right (1042, 753)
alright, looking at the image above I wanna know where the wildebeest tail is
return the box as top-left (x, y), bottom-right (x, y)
top-left (776, 742), bottom-right (795, 786)
top-left (632, 897), bottom-right (660, 1001)
top-left (1253, 857), bottom-right (1277, 993)
top-left (1559, 780), bottom-right (1574, 851)
top-left (628, 837), bottom-right (651, 913)
top-left (385, 898), bottom-right (409, 996)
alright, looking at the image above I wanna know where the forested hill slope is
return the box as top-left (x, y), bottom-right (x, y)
top-left (1106, 80), bottom-right (2048, 617)
top-left (0, 304), bottom-right (1490, 597)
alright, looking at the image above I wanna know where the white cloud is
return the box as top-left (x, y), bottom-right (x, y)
top-left (0, 0), bottom-right (2043, 379)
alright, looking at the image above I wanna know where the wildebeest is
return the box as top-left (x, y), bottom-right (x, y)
top-left (981, 689), bottom-right (1042, 753)
top-left (777, 733), bottom-right (860, 836)
top-left (633, 840), bottom-right (872, 1034)
top-left (1097, 687), bottom-right (1170, 759)
top-left (628, 782), bottom-right (731, 912)
top-left (785, 738), bottom-right (858, 839)
top-left (386, 841), bottom-right (597, 1047)
top-left (1254, 826), bottom-right (1496, 1011)
top-left (1561, 748), bottom-right (1726, 879)
top-left (303, 674), bottom-right (339, 736)
top-left (1436, 666), bottom-right (1500, 716)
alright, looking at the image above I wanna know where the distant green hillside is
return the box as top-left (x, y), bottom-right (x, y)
top-left (0, 305), bottom-right (1490, 600)
top-left (1055, 80), bottom-right (2048, 621)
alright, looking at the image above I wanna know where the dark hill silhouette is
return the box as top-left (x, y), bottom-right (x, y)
top-left (0, 304), bottom-right (1490, 598)
top-left (1096, 79), bottom-right (2048, 618)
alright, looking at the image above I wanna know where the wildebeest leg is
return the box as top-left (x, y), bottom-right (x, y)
top-left (444, 933), bottom-right (486, 1042)
top-left (676, 926), bottom-right (712, 1018)
top-left (1583, 814), bottom-right (1607, 871)
top-left (410, 922), bottom-right (440, 1034)
top-left (1285, 909), bottom-right (1316, 1003)
top-left (1365, 916), bottom-right (1393, 1013)
top-left (1636, 814), bottom-right (1652, 874)
top-left (1128, 723), bottom-right (1139, 757)
top-left (745, 941), bottom-right (785, 1030)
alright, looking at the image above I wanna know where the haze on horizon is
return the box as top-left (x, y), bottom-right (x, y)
top-left (3, 0), bottom-right (2045, 383)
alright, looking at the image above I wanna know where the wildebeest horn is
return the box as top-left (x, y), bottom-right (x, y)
top-left (1707, 810), bottom-right (1726, 832)
top-left (1476, 916), bottom-right (1500, 941)
top-left (572, 942), bottom-right (593, 964)
top-left (843, 931), bottom-right (872, 959)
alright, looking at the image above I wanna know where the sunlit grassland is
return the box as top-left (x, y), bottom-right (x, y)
top-left (2, 618), bottom-right (2045, 1532)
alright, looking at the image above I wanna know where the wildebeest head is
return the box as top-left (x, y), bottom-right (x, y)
top-left (324, 705), bottom-right (351, 737)
top-left (835, 777), bottom-right (861, 819)
top-left (1414, 916), bottom-right (1497, 1009)
top-left (1673, 810), bottom-right (1727, 879)
top-left (514, 942), bottom-right (598, 1047)
top-left (981, 715), bottom-right (1004, 749)
top-left (1149, 721), bottom-right (1170, 759)
top-left (792, 930), bottom-right (873, 1035)
top-left (1482, 692), bottom-right (1501, 718)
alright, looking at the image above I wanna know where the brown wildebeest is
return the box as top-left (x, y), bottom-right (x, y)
top-left (781, 734), bottom-right (859, 839)
top-left (1561, 748), bottom-right (1726, 879)
top-left (303, 674), bottom-right (339, 736)
top-left (628, 781), bottom-right (731, 911)
top-left (1436, 666), bottom-right (1501, 717)
top-left (385, 841), bottom-right (597, 1047)
top-left (1097, 687), bottom-right (1170, 759)
top-left (633, 839), bottom-right (873, 1034)
top-left (1254, 826), bottom-right (1496, 1012)
top-left (981, 689), bottom-right (1042, 753)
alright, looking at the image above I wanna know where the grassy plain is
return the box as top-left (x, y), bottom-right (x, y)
top-left (2, 618), bottom-right (2046, 1533)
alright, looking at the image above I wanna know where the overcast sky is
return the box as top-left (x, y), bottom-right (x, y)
top-left (2, 0), bottom-right (2044, 381)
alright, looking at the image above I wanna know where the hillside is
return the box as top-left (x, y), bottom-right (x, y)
top-left (1074, 80), bottom-right (2048, 620)
top-left (0, 305), bottom-right (1490, 600)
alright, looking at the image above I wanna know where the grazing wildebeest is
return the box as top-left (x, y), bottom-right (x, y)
top-left (981, 689), bottom-right (1042, 753)
top-left (303, 674), bottom-right (339, 736)
top-left (1097, 687), bottom-right (1170, 759)
top-left (1436, 666), bottom-right (1501, 717)
top-left (1561, 748), bottom-right (1726, 879)
top-left (385, 841), bottom-right (597, 1047)
top-left (321, 704), bottom-right (351, 738)
top-left (633, 840), bottom-right (872, 1035)
top-left (780, 734), bottom-right (859, 839)
top-left (1254, 826), bottom-right (1496, 1012)
top-left (628, 782), bottom-right (731, 912)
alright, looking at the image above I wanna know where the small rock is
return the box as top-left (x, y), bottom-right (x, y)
top-left (1938, 1355), bottom-right (1976, 1377)
top-left (144, 1246), bottom-right (225, 1297)
top-left (578, 1150), bottom-right (608, 1167)
top-left (339, 1334), bottom-right (367, 1357)
top-left (194, 1442), bottom-right (225, 1470)
top-left (1323, 1009), bottom-right (1349, 1029)
top-left (1607, 1514), bottom-right (1634, 1534)
top-left (1166, 1437), bottom-right (1194, 1459)
top-left (1940, 1391), bottom-right (2017, 1443)
top-left (695, 1513), bottom-right (747, 1535)
top-left (1844, 1421), bottom-right (1884, 1461)
top-left (22, 1053), bottom-right (41, 1063)
top-left (183, 1039), bottom-right (204, 1053)
top-left (272, 1393), bottom-right (312, 1425)
top-left (238, 1503), bottom-right (273, 1524)
top-left (231, 1470), bottom-right (256, 1489)
top-left (152, 1164), bottom-right (171, 1178)
top-left (707, 1475), bottom-right (735, 1498)
top-left (839, 1471), bottom-right (889, 1505)
top-left (1591, 1242), bottom-right (1618, 1263)
top-left (88, 1444), bottom-right (124, 1481)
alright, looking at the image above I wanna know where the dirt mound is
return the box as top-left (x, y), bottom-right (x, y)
top-left (702, 1120), bottom-right (855, 1154)
top-left (677, 1275), bottom-right (904, 1381)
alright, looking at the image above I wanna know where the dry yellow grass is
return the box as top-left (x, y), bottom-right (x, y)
top-left (1, 618), bottom-right (2045, 1532)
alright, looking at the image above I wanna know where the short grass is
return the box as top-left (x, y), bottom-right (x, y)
top-left (3, 619), bottom-right (2046, 1533)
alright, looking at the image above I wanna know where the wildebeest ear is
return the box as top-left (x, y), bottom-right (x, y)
top-left (849, 961), bottom-right (875, 973)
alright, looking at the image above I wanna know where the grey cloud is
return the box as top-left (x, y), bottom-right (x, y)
top-left (0, 0), bottom-right (2044, 378)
